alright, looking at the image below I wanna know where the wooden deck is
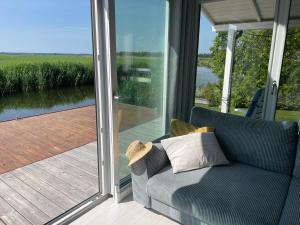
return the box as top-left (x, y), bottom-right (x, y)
top-left (0, 104), bottom-right (159, 174)
top-left (0, 106), bottom-right (97, 175)
top-left (0, 115), bottom-right (163, 225)
top-left (0, 142), bottom-right (99, 225)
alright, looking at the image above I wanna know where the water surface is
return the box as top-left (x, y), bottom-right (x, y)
top-left (0, 86), bottom-right (95, 122)
top-left (196, 66), bottom-right (219, 87)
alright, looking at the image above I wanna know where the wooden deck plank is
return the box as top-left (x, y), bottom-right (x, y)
top-left (53, 153), bottom-right (98, 176)
top-left (22, 165), bottom-right (90, 203)
top-left (11, 168), bottom-right (77, 211)
top-left (64, 147), bottom-right (98, 164)
top-left (0, 173), bottom-right (62, 219)
top-left (34, 161), bottom-right (97, 196)
top-left (0, 180), bottom-right (50, 225)
top-left (0, 219), bottom-right (5, 225)
top-left (0, 197), bottom-right (31, 225)
top-left (42, 157), bottom-right (98, 187)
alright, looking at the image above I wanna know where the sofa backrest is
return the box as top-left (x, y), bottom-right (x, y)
top-left (190, 107), bottom-right (299, 175)
top-left (292, 139), bottom-right (300, 178)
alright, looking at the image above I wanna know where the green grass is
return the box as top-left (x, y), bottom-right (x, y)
top-left (275, 109), bottom-right (300, 121)
top-left (0, 54), bottom-right (93, 66)
top-left (0, 53), bottom-right (160, 68)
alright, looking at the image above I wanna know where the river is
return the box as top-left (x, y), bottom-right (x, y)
top-left (196, 66), bottom-right (219, 87)
top-left (0, 66), bottom-right (218, 122)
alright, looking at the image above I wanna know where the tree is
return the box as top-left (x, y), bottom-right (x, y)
top-left (203, 28), bottom-right (300, 110)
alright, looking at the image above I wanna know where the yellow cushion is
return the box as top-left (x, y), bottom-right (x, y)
top-left (170, 119), bottom-right (214, 137)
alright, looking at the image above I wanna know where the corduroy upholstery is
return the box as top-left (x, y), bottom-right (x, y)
top-left (279, 140), bottom-right (300, 225)
top-left (190, 107), bottom-right (298, 175)
top-left (130, 107), bottom-right (300, 225)
top-left (147, 163), bottom-right (290, 225)
top-left (292, 139), bottom-right (300, 178)
top-left (279, 178), bottom-right (300, 225)
top-left (130, 143), bottom-right (169, 207)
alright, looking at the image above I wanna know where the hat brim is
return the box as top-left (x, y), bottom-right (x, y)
top-left (128, 142), bottom-right (152, 166)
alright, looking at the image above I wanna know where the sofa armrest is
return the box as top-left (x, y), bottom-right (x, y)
top-left (130, 142), bottom-right (169, 207)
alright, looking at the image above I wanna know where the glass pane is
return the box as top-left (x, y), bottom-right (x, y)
top-left (115, 0), bottom-right (167, 180)
top-left (229, 29), bottom-right (273, 118)
top-left (195, 14), bottom-right (224, 112)
top-left (197, 0), bottom-right (276, 119)
top-left (275, 0), bottom-right (300, 122)
top-left (0, 1), bottom-right (100, 224)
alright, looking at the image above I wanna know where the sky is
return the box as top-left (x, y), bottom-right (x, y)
top-left (0, 0), bottom-right (215, 54)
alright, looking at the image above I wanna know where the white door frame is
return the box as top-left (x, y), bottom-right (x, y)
top-left (262, 0), bottom-right (291, 120)
top-left (91, 0), bottom-right (118, 197)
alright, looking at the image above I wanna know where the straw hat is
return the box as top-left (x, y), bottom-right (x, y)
top-left (126, 140), bottom-right (152, 166)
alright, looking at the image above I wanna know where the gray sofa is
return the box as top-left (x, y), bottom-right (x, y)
top-left (130, 107), bottom-right (300, 225)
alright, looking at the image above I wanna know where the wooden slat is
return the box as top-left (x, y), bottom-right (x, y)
top-left (42, 157), bottom-right (98, 188)
top-left (0, 197), bottom-right (31, 225)
top-left (34, 161), bottom-right (97, 196)
top-left (0, 173), bottom-right (62, 218)
top-left (0, 180), bottom-right (50, 225)
top-left (53, 153), bottom-right (98, 176)
top-left (64, 147), bottom-right (98, 164)
top-left (22, 165), bottom-right (90, 203)
top-left (11, 168), bottom-right (77, 211)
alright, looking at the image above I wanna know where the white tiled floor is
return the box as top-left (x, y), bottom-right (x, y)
top-left (71, 195), bottom-right (179, 225)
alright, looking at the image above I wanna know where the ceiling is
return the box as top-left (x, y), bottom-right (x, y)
top-left (201, 0), bottom-right (300, 26)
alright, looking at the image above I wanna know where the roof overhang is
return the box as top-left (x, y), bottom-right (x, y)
top-left (199, 0), bottom-right (300, 31)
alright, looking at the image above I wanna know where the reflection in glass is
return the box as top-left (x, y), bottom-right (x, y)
top-left (275, 20), bottom-right (300, 122)
top-left (115, 0), bottom-right (167, 180)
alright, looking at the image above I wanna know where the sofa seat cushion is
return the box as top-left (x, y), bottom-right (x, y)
top-left (279, 177), bottom-right (300, 225)
top-left (147, 163), bottom-right (290, 225)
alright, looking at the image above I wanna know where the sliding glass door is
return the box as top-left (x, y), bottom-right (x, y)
top-left (113, 0), bottom-right (168, 187)
top-left (0, 1), bottom-right (101, 224)
top-left (275, 0), bottom-right (300, 122)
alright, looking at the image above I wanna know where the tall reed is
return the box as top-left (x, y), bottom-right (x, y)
top-left (0, 62), bottom-right (94, 96)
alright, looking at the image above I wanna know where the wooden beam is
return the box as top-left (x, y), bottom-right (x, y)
top-left (249, 0), bottom-right (262, 22)
top-left (213, 21), bottom-right (274, 32)
top-left (213, 20), bottom-right (300, 32)
top-left (201, 7), bottom-right (215, 25)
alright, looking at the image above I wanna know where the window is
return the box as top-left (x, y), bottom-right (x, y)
top-left (275, 0), bottom-right (300, 122)
top-left (0, 1), bottom-right (100, 224)
top-left (229, 29), bottom-right (273, 118)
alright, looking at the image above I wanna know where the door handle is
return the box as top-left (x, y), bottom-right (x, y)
top-left (271, 81), bottom-right (277, 95)
top-left (113, 91), bottom-right (119, 100)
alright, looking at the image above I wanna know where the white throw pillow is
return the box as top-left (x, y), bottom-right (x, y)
top-left (161, 132), bottom-right (229, 173)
